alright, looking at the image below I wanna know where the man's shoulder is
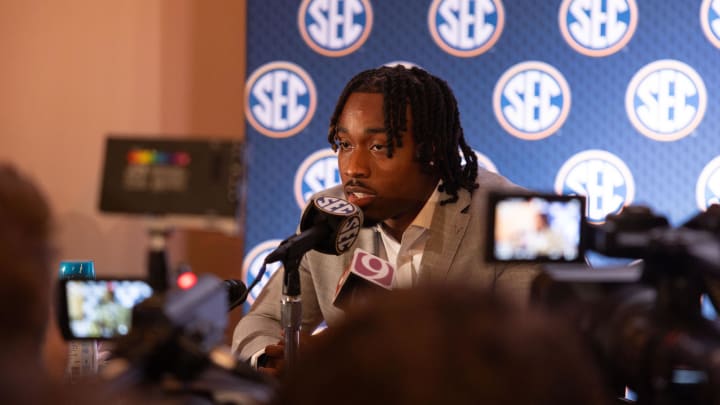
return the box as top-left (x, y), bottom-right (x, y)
top-left (463, 169), bottom-right (526, 206)
top-left (452, 170), bottom-right (526, 216)
top-left (474, 168), bottom-right (524, 192)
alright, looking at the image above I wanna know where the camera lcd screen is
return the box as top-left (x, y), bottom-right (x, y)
top-left (59, 279), bottom-right (153, 340)
top-left (486, 192), bottom-right (586, 263)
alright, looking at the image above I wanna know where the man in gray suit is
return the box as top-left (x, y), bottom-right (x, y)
top-left (232, 65), bottom-right (538, 375)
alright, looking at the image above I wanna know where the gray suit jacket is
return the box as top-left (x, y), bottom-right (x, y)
top-left (231, 169), bottom-right (539, 359)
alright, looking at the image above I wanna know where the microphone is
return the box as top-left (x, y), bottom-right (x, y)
top-left (265, 196), bottom-right (363, 371)
top-left (265, 196), bottom-right (363, 264)
top-left (333, 248), bottom-right (395, 311)
top-left (224, 279), bottom-right (248, 311)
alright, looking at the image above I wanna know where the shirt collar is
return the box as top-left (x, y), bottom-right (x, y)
top-left (411, 182), bottom-right (441, 230)
top-left (376, 182), bottom-right (441, 236)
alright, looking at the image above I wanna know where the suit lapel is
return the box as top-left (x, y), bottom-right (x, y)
top-left (418, 189), bottom-right (472, 284)
top-left (349, 226), bottom-right (382, 263)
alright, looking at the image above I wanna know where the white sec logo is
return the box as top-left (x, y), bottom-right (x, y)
top-left (625, 60), bottom-right (707, 142)
top-left (294, 148), bottom-right (340, 210)
top-left (559, 0), bottom-right (638, 57)
top-left (428, 0), bottom-right (505, 58)
top-left (696, 156), bottom-right (720, 211)
top-left (493, 61), bottom-right (571, 140)
top-left (242, 240), bottom-right (284, 305)
top-left (245, 61), bottom-right (317, 138)
top-left (555, 150), bottom-right (635, 224)
top-left (298, 0), bottom-right (373, 57)
top-left (701, 0), bottom-right (720, 49)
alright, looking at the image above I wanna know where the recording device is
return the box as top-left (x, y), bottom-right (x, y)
top-left (58, 277), bottom-right (248, 339)
top-left (333, 248), bottom-right (395, 311)
top-left (486, 189), bottom-right (720, 404)
top-left (265, 196), bottom-right (363, 265)
top-left (485, 191), bottom-right (585, 263)
top-left (105, 274), bottom-right (274, 403)
top-left (57, 278), bottom-right (153, 340)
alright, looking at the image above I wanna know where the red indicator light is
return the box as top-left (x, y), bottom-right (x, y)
top-left (177, 272), bottom-right (197, 290)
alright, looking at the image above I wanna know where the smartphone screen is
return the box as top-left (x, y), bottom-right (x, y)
top-left (486, 192), bottom-right (586, 263)
top-left (59, 279), bottom-right (153, 340)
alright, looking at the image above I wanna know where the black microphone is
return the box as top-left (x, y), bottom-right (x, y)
top-left (333, 248), bottom-right (394, 311)
top-left (265, 196), bottom-right (363, 264)
top-left (224, 279), bottom-right (248, 311)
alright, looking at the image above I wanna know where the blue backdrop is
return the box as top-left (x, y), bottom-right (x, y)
top-left (240, 0), bottom-right (720, 305)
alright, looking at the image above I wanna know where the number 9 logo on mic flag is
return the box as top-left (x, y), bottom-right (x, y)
top-left (352, 249), bottom-right (394, 289)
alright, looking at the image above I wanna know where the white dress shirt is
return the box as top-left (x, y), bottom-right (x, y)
top-left (377, 185), bottom-right (440, 289)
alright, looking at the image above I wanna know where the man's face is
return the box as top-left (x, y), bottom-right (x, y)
top-left (335, 92), bottom-right (438, 231)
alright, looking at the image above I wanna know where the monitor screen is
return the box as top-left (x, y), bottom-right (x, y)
top-left (99, 136), bottom-right (245, 232)
top-left (486, 192), bottom-right (586, 263)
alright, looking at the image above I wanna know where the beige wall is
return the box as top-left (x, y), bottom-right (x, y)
top-left (0, 0), bottom-right (247, 376)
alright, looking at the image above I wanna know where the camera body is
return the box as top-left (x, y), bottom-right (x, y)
top-left (486, 190), bottom-right (720, 404)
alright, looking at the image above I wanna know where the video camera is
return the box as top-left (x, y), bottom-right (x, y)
top-left (486, 191), bottom-right (720, 404)
top-left (104, 274), bottom-right (274, 404)
top-left (55, 273), bottom-right (275, 404)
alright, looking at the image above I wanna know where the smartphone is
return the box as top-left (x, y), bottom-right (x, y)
top-left (57, 278), bottom-right (153, 340)
top-left (486, 191), bottom-right (586, 263)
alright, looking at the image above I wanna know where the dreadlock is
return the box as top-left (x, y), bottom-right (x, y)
top-left (327, 65), bottom-right (479, 205)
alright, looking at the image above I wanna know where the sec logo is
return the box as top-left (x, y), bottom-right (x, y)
top-left (559, 0), bottom-right (638, 57)
top-left (696, 156), bottom-right (720, 211)
top-left (336, 215), bottom-right (362, 253)
top-left (294, 148), bottom-right (340, 210)
top-left (298, 0), bottom-right (373, 57)
top-left (555, 150), bottom-right (635, 224)
top-left (315, 196), bottom-right (358, 216)
top-left (245, 61), bottom-right (317, 138)
top-left (428, 0), bottom-right (505, 58)
top-left (701, 0), bottom-right (720, 48)
top-left (493, 61), bottom-right (571, 140)
top-left (625, 60), bottom-right (707, 142)
top-left (241, 240), bottom-right (284, 306)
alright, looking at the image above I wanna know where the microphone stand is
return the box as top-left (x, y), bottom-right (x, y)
top-left (281, 254), bottom-right (302, 372)
top-left (267, 227), bottom-right (328, 372)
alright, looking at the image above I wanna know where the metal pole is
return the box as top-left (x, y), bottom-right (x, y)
top-left (281, 256), bottom-right (303, 372)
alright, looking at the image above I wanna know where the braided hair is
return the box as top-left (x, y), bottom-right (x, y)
top-left (327, 65), bottom-right (478, 205)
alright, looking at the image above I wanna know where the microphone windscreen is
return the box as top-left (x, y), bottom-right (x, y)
top-left (224, 279), bottom-right (248, 310)
top-left (299, 196), bottom-right (363, 255)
